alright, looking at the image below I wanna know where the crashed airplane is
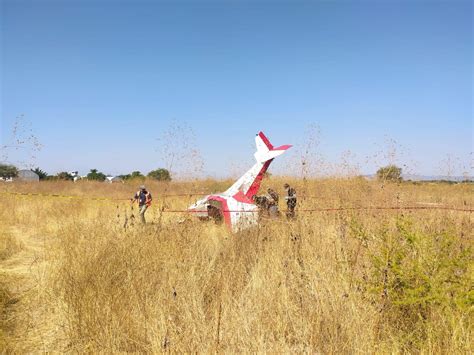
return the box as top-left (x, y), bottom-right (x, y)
top-left (188, 132), bottom-right (291, 232)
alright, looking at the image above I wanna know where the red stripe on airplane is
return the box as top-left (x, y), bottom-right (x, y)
top-left (233, 190), bottom-right (254, 204)
top-left (245, 159), bottom-right (272, 199)
top-left (258, 132), bottom-right (273, 150)
top-left (272, 144), bottom-right (292, 151)
top-left (208, 196), bottom-right (231, 228)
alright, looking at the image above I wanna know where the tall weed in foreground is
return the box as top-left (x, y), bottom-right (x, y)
top-left (351, 215), bottom-right (473, 353)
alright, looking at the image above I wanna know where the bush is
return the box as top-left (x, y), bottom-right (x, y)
top-left (377, 165), bottom-right (402, 182)
top-left (118, 171), bottom-right (145, 181)
top-left (56, 172), bottom-right (74, 181)
top-left (130, 171), bottom-right (144, 179)
top-left (0, 164), bottom-right (18, 178)
top-left (147, 168), bottom-right (171, 181)
top-left (87, 169), bottom-right (106, 182)
top-left (361, 216), bottom-right (472, 350)
top-left (31, 167), bottom-right (48, 180)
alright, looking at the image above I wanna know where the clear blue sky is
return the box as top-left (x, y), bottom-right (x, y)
top-left (1, 0), bottom-right (472, 177)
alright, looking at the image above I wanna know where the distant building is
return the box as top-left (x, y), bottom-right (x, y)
top-left (70, 171), bottom-right (80, 182)
top-left (17, 170), bottom-right (39, 182)
top-left (106, 176), bottom-right (123, 183)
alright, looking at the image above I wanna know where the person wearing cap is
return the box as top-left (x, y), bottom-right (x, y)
top-left (131, 185), bottom-right (153, 224)
top-left (283, 183), bottom-right (297, 219)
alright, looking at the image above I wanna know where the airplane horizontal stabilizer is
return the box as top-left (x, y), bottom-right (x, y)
top-left (254, 132), bottom-right (292, 163)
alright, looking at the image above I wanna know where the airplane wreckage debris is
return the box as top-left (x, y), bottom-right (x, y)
top-left (188, 132), bottom-right (291, 232)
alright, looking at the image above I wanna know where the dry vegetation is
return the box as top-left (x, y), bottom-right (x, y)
top-left (0, 178), bottom-right (472, 352)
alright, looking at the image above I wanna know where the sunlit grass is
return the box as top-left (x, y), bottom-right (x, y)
top-left (0, 178), bottom-right (472, 352)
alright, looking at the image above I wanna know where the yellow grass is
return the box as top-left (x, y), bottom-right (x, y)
top-left (0, 178), bottom-right (472, 352)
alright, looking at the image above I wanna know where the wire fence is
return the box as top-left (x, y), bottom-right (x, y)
top-left (1, 191), bottom-right (472, 213)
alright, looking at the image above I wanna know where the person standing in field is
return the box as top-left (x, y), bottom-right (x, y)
top-left (131, 185), bottom-right (152, 224)
top-left (266, 188), bottom-right (280, 218)
top-left (283, 183), bottom-right (297, 219)
top-left (252, 194), bottom-right (269, 219)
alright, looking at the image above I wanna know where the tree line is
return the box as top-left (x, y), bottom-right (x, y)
top-left (0, 162), bottom-right (410, 182)
top-left (0, 164), bottom-right (172, 181)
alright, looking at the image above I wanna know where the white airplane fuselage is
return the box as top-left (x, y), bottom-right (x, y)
top-left (188, 132), bottom-right (291, 232)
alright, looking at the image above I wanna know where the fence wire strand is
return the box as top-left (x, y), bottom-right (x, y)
top-left (1, 191), bottom-right (472, 213)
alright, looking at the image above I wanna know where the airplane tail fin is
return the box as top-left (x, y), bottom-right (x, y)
top-left (254, 132), bottom-right (292, 163)
top-left (224, 131), bottom-right (291, 198)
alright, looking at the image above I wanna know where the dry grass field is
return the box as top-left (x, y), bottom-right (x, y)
top-left (0, 178), bottom-right (472, 353)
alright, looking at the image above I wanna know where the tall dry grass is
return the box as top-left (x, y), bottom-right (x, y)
top-left (0, 178), bottom-right (472, 352)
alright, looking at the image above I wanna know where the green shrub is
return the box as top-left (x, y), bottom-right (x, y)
top-left (363, 217), bottom-right (472, 350)
top-left (377, 165), bottom-right (402, 182)
top-left (0, 164), bottom-right (18, 178)
top-left (118, 171), bottom-right (145, 182)
top-left (147, 168), bottom-right (171, 181)
top-left (56, 172), bottom-right (74, 181)
top-left (31, 167), bottom-right (48, 180)
top-left (86, 169), bottom-right (106, 181)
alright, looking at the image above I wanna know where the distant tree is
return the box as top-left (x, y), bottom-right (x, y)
top-left (0, 164), bottom-right (18, 178)
top-left (130, 171), bottom-right (144, 179)
top-left (117, 171), bottom-right (145, 181)
top-left (147, 168), bottom-right (172, 181)
top-left (87, 169), bottom-right (107, 181)
top-left (56, 171), bottom-right (73, 181)
top-left (32, 167), bottom-right (48, 180)
top-left (377, 165), bottom-right (403, 182)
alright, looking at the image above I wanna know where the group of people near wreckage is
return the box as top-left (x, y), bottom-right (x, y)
top-left (253, 183), bottom-right (297, 219)
top-left (130, 183), bottom-right (297, 224)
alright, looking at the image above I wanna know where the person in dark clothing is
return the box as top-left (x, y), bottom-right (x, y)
top-left (283, 183), bottom-right (297, 219)
top-left (253, 195), bottom-right (267, 217)
top-left (266, 188), bottom-right (280, 218)
top-left (267, 188), bottom-right (279, 205)
top-left (207, 201), bottom-right (223, 224)
top-left (131, 185), bottom-right (152, 224)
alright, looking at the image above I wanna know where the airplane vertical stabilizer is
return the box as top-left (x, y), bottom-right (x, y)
top-left (225, 132), bottom-right (291, 198)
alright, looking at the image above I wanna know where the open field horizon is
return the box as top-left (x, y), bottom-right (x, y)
top-left (0, 178), bottom-right (472, 352)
